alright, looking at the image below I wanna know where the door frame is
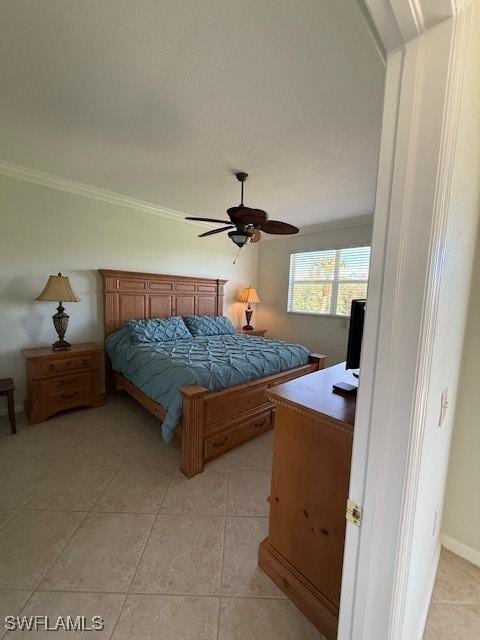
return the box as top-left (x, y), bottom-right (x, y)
top-left (339, 2), bottom-right (476, 638)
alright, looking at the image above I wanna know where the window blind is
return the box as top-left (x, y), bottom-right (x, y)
top-left (288, 246), bottom-right (371, 316)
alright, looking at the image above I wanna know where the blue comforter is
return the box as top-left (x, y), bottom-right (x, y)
top-left (106, 327), bottom-right (310, 442)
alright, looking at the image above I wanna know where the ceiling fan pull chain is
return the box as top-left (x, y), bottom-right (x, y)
top-left (233, 246), bottom-right (243, 264)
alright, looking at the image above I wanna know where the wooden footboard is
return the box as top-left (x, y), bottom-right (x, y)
top-left (180, 353), bottom-right (327, 477)
top-left (109, 354), bottom-right (326, 477)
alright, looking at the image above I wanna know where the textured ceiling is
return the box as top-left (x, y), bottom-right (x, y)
top-left (0, 0), bottom-right (384, 227)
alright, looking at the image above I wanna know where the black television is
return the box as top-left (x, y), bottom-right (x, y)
top-left (346, 299), bottom-right (366, 371)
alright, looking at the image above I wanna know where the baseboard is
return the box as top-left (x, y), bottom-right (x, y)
top-left (0, 404), bottom-right (23, 417)
top-left (442, 534), bottom-right (480, 568)
top-left (415, 541), bottom-right (441, 640)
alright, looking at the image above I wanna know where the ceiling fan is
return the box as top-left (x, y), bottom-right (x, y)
top-left (185, 172), bottom-right (299, 248)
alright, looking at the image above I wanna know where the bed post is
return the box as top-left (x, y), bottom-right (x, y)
top-left (216, 279), bottom-right (225, 315)
top-left (309, 353), bottom-right (328, 370)
top-left (104, 354), bottom-right (116, 395)
top-left (180, 385), bottom-right (209, 477)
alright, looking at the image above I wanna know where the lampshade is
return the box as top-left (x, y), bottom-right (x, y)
top-left (239, 287), bottom-right (260, 304)
top-left (36, 273), bottom-right (80, 303)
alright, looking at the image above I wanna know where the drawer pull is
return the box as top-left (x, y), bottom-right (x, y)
top-left (213, 436), bottom-right (229, 448)
top-left (60, 391), bottom-right (78, 400)
top-left (82, 359), bottom-right (89, 366)
top-left (59, 377), bottom-right (78, 385)
top-left (48, 364), bottom-right (55, 371)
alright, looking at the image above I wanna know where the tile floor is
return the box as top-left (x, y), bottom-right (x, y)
top-left (424, 548), bottom-right (480, 639)
top-left (0, 397), bottom-right (322, 639)
top-left (2, 398), bottom-right (476, 639)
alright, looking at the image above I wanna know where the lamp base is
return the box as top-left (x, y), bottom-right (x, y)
top-left (243, 307), bottom-right (254, 331)
top-left (52, 304), bottom-right (71, 351)
top-left (52, 339), bottom-right (72, 352)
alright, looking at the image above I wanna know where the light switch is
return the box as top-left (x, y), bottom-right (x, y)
top-left (438, 387), bottom-right (448, 427)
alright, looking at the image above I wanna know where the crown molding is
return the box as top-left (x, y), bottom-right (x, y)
top-left (260, 213), bottom-right (374, 241)
top-left (357, 0), bottom-right (387, 63)
top-left (362, 0), bottom-right (461, 53)
top-left (0, 159), bottom-right (374, 236)
top-left (299, 213), bottom-right (374, 235)
top-left (0, 159), bottom-right (209, 227)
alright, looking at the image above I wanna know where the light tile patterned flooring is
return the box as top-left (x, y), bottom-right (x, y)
top-left (2, 398), bottom-right (477, 639)
top-left (0, 397), bottom-right (321, 639)
top-left (424, 548), bottom-right (480, 639)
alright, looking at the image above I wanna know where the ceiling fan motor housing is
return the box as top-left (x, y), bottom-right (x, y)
top-left (185, 171), bottom-right (299, 246)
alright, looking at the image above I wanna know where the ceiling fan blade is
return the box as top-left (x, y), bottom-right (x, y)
top-left (198, 226), bottom-right (234, 238)
top-left (185, 216), bottom-right (232, 224)
top-left (249, 229), bottom-right (262, 243)
top-left (227, 206), bottom-right (267, 225)
top-left (259, 220), bottom-right (299, 235)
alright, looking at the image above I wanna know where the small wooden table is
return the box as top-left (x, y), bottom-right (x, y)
top-left (238, 328), bottom-right (267, 337)
top-left (0, 378), bottom-right (16, 434)
top-left (23, 343), bottom-right (104, 424)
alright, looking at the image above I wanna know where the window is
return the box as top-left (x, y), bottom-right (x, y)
top-left (288, 246), bottom-right (371, 316)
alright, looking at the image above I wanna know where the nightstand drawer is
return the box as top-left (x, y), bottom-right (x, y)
top-left (42, 372), bottom-right (92, 394)
top-left (44, 385), bottom-right (91, 409)
top-left (41, 355), bottom-right (93, 376)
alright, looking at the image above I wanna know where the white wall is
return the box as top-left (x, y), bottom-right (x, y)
top-left (341, 5), bottom-right (480, 639)
top-left (442, 225), bottom-right (480, 564)
top-left (400, 8), bottom-right (480, 638)
top-left (0, 174), bottom-right (258, 406)
top-left (255, 217), bottom-right (373, 364)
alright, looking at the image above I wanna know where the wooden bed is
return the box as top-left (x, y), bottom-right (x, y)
top-left (99, 269), bottom-right (326, 477)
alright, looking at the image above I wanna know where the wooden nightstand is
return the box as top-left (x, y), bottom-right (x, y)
top-left (23, 343), bottom-right (104, 424)
top-left (239, 329), bottom-right (267, 337)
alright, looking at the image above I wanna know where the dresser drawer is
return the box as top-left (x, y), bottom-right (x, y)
top-left (205, 387), bottom-right (270, 425)
top-left (44, 385), bottom-right (91, 409)
top-left (42, 372), bottom-right (92, 394)
top-left (41, 355), bottom-right (93, 376)
top-left (204, 410), bottom-right (273, 460)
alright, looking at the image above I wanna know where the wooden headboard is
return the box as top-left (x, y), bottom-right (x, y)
top-left (99, 269), bottom-right (227, 336)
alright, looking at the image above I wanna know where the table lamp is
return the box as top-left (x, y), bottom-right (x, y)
top-left (36, 273), bottom-right (80, 351)
top-left (238, 286), bottom-right (260, 330)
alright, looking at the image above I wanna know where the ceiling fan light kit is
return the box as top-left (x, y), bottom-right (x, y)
top-left (185, 172), bottom-right (299, 249)
top-left (228, 229), bottom-right (251, 248)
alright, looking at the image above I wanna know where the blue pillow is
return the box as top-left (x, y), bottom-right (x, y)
top-left (183, 315), bottom-right (236, 336)
top-left (125, 317), bottom-right (192, 343)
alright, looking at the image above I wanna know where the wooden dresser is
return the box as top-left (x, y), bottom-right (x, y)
top-left (23, 343), bottom-right (104, 424)
top-left (259, 363), bottom-right (356, 640)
